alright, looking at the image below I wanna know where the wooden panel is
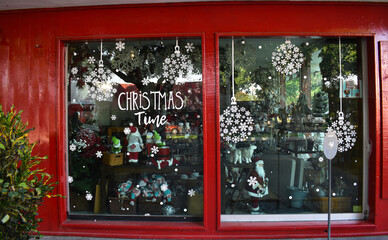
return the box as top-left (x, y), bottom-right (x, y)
top-left (380, 41), bottom-right (388, 199)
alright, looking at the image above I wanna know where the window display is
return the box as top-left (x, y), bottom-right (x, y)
top-left (219, 37), bottom-right (365, 220)
top-left (66, 38), bottom-right (203, 221)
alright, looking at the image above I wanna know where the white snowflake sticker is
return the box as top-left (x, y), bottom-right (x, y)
top-left (161, 183), bottom-right (168, 192)
top-left (247, 176), bottom-right (258, 187)
top-left (71, 67), bottom-right (78, 75)
top-left (115, 40), bottom-right (125, 52)
top-left (96, 151), bottom-right (103, 158)
top-left (220, 101), bottom-right (254, 143)
top-left (124, 127), bottom-right (131, 135)
top-left (185, 42), bottom-right (195, 53)
top-left (87, 56), bottom-right (96, 64)
top-left (188, 189), bottom-right (196, 197)
top-left (271, 40), bottom-right (304, 75)
top-left (68, 176), bottom-right (74, 184)
top-left (69, 143), bottom-right (76, 152)
top-left (327, 111), bottom-right (357, 152)
top-left (141, 76), bottom-right (151, 86)
top-left (85, 193), bottom-right (93, 201)
top-left (111, 115), bottom-right (117, 121)
top-left (151, 146), bottom-right (159, 156)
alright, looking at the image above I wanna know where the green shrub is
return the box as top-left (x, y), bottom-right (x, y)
top-left (0, 105), bottom-right (59, 239)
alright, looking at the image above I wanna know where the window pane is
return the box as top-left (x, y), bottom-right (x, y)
top-left (219, 37), bottom-right (364, 218)
top-left (67, 38), bottom-right (203, 221)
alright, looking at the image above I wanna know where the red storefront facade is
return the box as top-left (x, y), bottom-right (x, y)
top-left (1, 1), bottom-right (388, 239)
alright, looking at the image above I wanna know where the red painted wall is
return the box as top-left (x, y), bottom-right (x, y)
top-left (0, 1), bottom-right (388, 238)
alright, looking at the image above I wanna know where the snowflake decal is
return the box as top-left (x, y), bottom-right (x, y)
top-left (161, 183), bottom-right (168, 192)
top-left (84, 61), bottom-right (117, 102)
top-left (162, 46), bottom-right (193, 85)
top-left (327, 112), bottom-right (357, 152)
top-left (141, 77), bottom-right (151, 86)
top-left (111, 115), bottom-right (117, 121)
top-left (220, 101), bottom-right (254, 143)
top-left (188, 189), bottom-right (196, 197)
top-left (87, 56), bottom-right (96, 64)
top-left (271, 40), bottom-right (304, 75)
top-left (71, 67), bottom-right (78, 75)
top-left (96, 151), bottom-right (103, 158)
top-left (85, 193), bottom-right (93, 201)
top-left (185, 42), bottom-right (195, 53)
top-left (111, 47), bottom-right (141, 74)
top-left (124, 127), bottom-right (131, 135)
top-left (68, 176), bottom-right (74, 184)
top-left (247, 176), bottom-right (258, 187)
top-left (151, 146), bottom-right (159, 156)
top-left (69, 143), bottom-right (76, 152)
top-left (115, 40), bottom-right (125, 51)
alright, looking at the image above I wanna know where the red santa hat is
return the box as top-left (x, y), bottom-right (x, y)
top-left (129, 123), bottom-right (137, 133)
top-left (252, 156), bottom-right (262, 164)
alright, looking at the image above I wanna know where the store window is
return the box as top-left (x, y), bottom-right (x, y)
top-left (219, 37), bottom-right (366, 221)
top-left (66, 38), bottom-right (203, 221)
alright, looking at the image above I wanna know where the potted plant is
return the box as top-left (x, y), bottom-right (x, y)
top-left (0, 105), bottom-right (59, 239)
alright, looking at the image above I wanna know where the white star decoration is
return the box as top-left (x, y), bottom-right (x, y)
top-left (111, 115), bottom-right (117, 121)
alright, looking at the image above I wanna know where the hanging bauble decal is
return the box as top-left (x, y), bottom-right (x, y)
top-left (85, 60), bottom-right (116, 101)
top-left (327, 112), bottom-right (357, 153)
top-left (220, 99), bottom-right (254, 143)
top-left (271, 39), bottom-right (304, 75)
top-left (326, 38), bottom-right (357, 153)
top-left (220, 37), bottom-right (255, 144)
top-left (84, 41), bottom-right (116, 101)
top-left (162, 39), bottom-right (193, 85)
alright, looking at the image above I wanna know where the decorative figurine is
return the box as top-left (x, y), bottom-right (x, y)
top-left (126, 123), bottom-right (144, 163)
top-left (118, 179), bottom-right (141, 206)
top-left (246, 158), bottom-right (269, 214)
top-left (111, 136), bottom-right (122, 154)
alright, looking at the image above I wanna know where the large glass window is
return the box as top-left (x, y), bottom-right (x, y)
top-left (66, 38), bottom-right (203, 221)
top-left (219, 37), bottom-right (366, 221)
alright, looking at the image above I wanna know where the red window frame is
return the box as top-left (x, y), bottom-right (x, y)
top-left (40, 2), bottom-right (385, 238)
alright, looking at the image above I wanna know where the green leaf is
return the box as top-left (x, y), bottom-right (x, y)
top-left (35, 188), bottom-right (41, 195)
top-left (1, 214), bottom-right (10, 223)
top-left (0, 143), bottom-right (5, 150)
top-left (18, 182), bottom-right (28, 189)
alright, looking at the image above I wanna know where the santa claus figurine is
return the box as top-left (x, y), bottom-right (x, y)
top-left (126, 123), bottom-right (144, 163)
top-left (246, 158), bottom-right (269, 214)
